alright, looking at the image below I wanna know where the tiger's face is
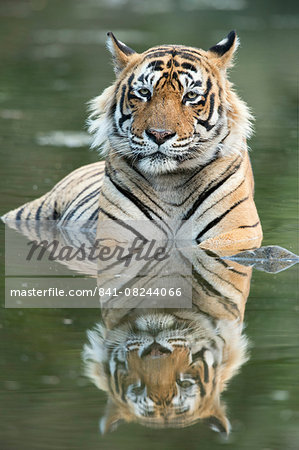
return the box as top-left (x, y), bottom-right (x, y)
top-left (113, 51), bottom-right (224, 175)
top-left (89, 31), bottom-right (251, 175)
top-left (83, 312), bottom-right (248, 434)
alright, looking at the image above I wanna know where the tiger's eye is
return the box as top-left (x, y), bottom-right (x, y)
top-left (132, 384), bottom-right (145, 394)
top-left (177, 379), bottom-right (193, 388)
top-left (185, 91), bottom-right (198, 100)
top-left (138, 88), bottom-right (151, 97)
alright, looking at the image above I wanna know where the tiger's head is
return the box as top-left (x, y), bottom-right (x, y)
top-left (88, 31), bottom-right (252, 175)
top-left (83, 312), bottom-right (248, 435)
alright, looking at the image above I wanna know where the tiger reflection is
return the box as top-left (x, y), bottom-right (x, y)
top-left (83, 251), bottom-right (251, 435)
top-left (3, 220), bottom-right (296, 434)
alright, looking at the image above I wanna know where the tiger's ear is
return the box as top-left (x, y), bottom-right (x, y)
top-left (99, 400), bottom-right (126, 434)
top-left (204, 403), bottom-right (231, 436)
top-left (208, 30), bottom-right (239, 71)
top-left (107, 32), bottom-right (137, 74)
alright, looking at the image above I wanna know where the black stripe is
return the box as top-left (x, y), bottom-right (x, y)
top-left (52, 201), bottom-right (60, 220)
top-left (192, 347), bottom-right (205, 362)
top-left (144, 50), bottom-right (173, 59)
top-left (196, 91), bottom-right (215, 130)
top-left (154, 71), bottom-right (168, 89)
top-left (35, 199), bottom-right (46, 220)
top-left (177, 53), bottom-right (198, 61)
top-left (198, 257), bottom-right (243, 294)
top-left (196, 376), bottom-right (206, 397)
top-left (197, 119), bottom-right (215, 131)
top-left (120, 380), bottom-right (126, 402)
top-left (182, 156), bottom-right (242, 220)
top-left (121, 171), bottom-right (170, 216)
top-left (202, 359), bottom-right (209, 383)
top-left (62, 175), bottom-right (102, 214)
top-left (176, 49), bottom-right (202, 60)
top-left (196, 177), bottom-right (245, 221)
top-left (137, 73), bottom-right (145, 83)
top-left (192, 348), bottom-right (210, 383)
top-left (165, 151), bottom-right (224, 208)
top-left (207, 93), bottom-right (215, 120)
top-left (146, 60), bottom-right (164, 71)
top-left (196, 196), bottom-right (249, 243)
top-left (87, 207), bottom-right (99, 222)
top-left (205, 77), bottom-right (212, 95)
top-left (118, 85), bottom-right (131, 129)
top-left (74, 197), bottom-right (99, 222)
top-left (193, 267), bottom-right (228, 300)
top-left (237, 246), bottom-right (258, 252)
top-left (100, 189), bottom-right (132, 217)
top-left (49, 165), bottom-right (103, 197)
top-left (238, 221), bottom-right (259, 229)
top-left (63, 187), bottom-right (101, 222)
top-left (181, 62), bottom-right (197, 72)
top-left (144, 46), bottom-right (173, 52)
top-left (172, 71), bottom-right (183, 90)
top-left (106, 172), bottom-right (171, 237)
top-left (177, 48), bottom-right (203, 58)
top-left (177, 70), bottom-right (194, 81)
top-left (193, 267), bottom-right (240, 318)
top-left (193, 80), bottom-right (202, 88)
top-left (16, 206), bottom-right (25, 220)
top-left (215, 255), bottom-right (248, 277)
top-left (177, 157), bottom-right (219, 189)
top-left (98, 207), bottom-right (148, 243)
top-left (127, 73), bottom-right (134, 86)
top-left (107, 177), bottom-right (153, 221)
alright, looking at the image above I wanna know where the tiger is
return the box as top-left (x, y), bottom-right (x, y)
top-left (83, 248), bottom-right (251, 434)
top-left (2, 30), bottom-right (263, 254)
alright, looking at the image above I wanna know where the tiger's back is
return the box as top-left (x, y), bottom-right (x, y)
top-left (2, 161), bottom-right (104, 226)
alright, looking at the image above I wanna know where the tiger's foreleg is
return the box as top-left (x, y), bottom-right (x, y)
top-left (199, 224), bottom-right (263, 257)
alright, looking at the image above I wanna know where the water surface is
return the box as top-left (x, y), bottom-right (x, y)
top-left (0, 0), bottom-right (298, 449)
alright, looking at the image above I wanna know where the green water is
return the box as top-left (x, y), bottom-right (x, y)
top-left (0, 0), bottom-right (298, 449)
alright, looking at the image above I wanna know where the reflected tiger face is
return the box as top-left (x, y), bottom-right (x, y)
top-left (89, 31), bottom-right (252, 175)
top-left (117, 314), bottom-right (217, 425)
top-left (83, 312), bottom-right (247, 434)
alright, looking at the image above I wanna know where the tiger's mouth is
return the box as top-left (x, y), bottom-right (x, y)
top-left (134, 150), bottom-right (166, 161)
top-left (139, 150), bottom-right (193, 160)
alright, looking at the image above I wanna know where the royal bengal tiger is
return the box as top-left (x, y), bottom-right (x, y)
top-left (83, 248), bottom-right (251, 434)
top-left (2, 31), bottom-right (262, 253)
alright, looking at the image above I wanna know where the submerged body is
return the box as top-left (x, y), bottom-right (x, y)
top-left (2, 31), bottom-right (262, 252)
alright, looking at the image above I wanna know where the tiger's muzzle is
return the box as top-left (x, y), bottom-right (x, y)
top-left (145, 128), bottom-right (176, 146)
top-left (141, 342), bottom-right (172, 359)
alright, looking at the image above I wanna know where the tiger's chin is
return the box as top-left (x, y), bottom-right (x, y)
top-left (132, 145), bottom-right (217, 175)
top-left (137, 153), bottom-right (179, 175)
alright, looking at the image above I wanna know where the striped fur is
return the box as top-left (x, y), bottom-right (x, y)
top-left (2, 31), bottom-right (262, 253)
top-left (2, 162), bottom-right (104, 226)
top-left (83, 249), bottom-right (251, 434)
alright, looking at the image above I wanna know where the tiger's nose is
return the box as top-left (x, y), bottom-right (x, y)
top-left (145, 128), bottom-right (176, 145)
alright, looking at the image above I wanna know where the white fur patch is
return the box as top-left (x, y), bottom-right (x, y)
top-left (204, 349), bottom-right (214, 367)
top-left (217, 37), bottom-right (229, 47)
